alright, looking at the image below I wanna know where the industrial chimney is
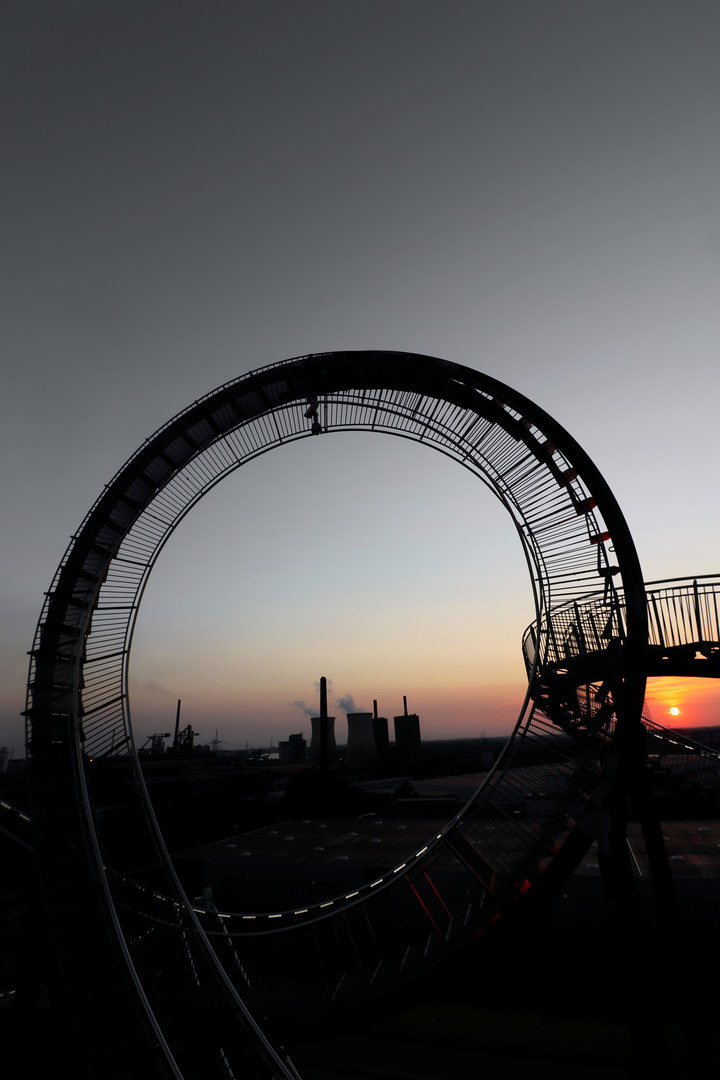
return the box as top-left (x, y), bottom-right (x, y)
top-left (309, 676), bottom-right (338, 770)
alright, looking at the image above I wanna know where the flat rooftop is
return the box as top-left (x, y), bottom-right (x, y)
top-left (177, 817), bottom-right (445, 868)
top-left (177, 818), bottom-right (720, 879)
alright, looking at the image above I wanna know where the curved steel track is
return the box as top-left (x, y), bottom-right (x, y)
top-left (26, 352), bottom-right (649, 1077)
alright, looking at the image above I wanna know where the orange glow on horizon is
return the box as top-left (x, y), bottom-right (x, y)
top-left (645, 677), bottom-right (719, 729)
top-left (129, 677), bottom-right (526, 747)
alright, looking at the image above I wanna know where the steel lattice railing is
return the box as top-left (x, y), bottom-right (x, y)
top-left (524, 575), bottom-right (720, 677)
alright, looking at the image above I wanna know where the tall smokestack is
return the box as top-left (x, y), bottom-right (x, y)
top-left (311, 675), bottom-right (336, 772)
top-left (373, 699), bottom-right (378, 720)
top-left (403, 695), bottom-right (408, 717)
top-left (173, 699), bottom-right (182, 750)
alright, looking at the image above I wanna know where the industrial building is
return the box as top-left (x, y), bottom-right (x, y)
top-left (278, 733), bottom-right (307, 764)
top-left (394, 696), bottom-right (422, 765)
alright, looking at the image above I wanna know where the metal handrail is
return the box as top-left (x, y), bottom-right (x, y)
top-left (523, 576), bottom-right (720, 672)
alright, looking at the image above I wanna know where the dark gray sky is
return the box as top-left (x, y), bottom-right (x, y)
top-left (3, 2), bottom-right (720, 751)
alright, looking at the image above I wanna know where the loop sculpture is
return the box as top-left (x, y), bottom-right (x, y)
top-left (26, 352), bottom-right (648, 1078)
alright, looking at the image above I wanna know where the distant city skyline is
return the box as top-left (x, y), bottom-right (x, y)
top-left (3, 3), bottom-right (720, 753)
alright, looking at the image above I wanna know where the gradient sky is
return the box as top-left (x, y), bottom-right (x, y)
top-left (2, 2), bottom-right (720, 753)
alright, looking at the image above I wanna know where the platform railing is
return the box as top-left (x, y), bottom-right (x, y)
top-left (644, 575), bottom-right (720, 653)
top-left (524, 576), bottom-right (720, 674)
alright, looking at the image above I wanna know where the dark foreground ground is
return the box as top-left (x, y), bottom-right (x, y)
top-left (2, 887), bottom-right (719, 1079)
top-left (283, 909), bottom-right (720, 1080)
top-left (3, 754), bottom-right (720, 1078)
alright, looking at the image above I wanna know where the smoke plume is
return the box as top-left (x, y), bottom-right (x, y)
top-left (335, 693), bottom-right (364, 714)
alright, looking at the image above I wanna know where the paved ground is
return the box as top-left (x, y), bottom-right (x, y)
top-left (287, 1032), bottom-right (640, 1080)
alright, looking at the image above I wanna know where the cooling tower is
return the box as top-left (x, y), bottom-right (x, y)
top-left (344, 712), bottom-right (376, 768)
top-left (309, 715), bottom-right (338, 768)
top-left (309, 675), bottom-right (338, 769)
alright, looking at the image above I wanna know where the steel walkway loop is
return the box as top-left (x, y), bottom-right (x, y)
top-left (24, 352), bottom-right (696, 1076)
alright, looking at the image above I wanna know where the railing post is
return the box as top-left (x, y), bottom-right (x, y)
top-left (693, 578), bottom-right (705, 649)
top-left (649, 593), bottom-right (665, 649)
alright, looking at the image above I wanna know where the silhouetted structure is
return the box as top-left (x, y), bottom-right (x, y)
top-left (279, 732), bottom-right (307, 764)
top-left (175, 723), bottom-right (198, 753)
top-left (27, 350), bottom-right (719, 1078)
top-left (372, 698), bottom-right (390, 763)
top-left (394, 695), bottom-right (422, 765)
top-left (309, 676), bottom-right (338, 769)
top-left (344, 712), bottom-right (375, 767)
